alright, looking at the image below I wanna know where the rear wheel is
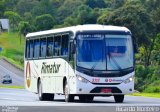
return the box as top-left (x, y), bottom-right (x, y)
top-left (64, 81), bottom-right (74, 102)
top-left (38, 80), bottom-right (54, 101)
top-left (114, 95), bottom-right (124, 103)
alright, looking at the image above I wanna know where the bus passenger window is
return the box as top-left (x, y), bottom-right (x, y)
top-left (61, 35), bottom-right (69, 56)
top-left (54, 36), bottom-right (61, 56)
top-left (29, 40), bottom-right (33, 59)
top-left (40, 38), bottom-right (46, 57)
top-left (47, 37), bottom-right (54, 57)
top-left (33, 39), bottom-right (39, 58)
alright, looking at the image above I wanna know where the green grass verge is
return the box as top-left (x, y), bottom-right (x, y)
top-left (0, 32), bottom-right (24, 69)
top-left (0, 85), bottom-right (24, 89)
top-left (130, 93), bottom-right (160, 98)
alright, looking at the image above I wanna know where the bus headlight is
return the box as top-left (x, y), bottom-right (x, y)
top-left (76, 75), bottom-right (89, 83)
top-left (123, 76), bottom-right (134, 84)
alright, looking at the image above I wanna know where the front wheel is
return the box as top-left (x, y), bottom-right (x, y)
top-left (79, 95), bottom-right (94, 102)
top-left (114, 95), bottom-right (124, 103)
top-left (38, 80), bottom-right (54, 101)
top-left (64, 81), bottom-right (74, 102)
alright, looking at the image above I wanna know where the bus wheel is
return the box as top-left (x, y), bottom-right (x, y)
top-left (38, 80), bottom-right (54, 101)
top-left (64, 81), bottom-right (74, 102)
top-left (44, 93), bottom-right (54, 101)
top-left (114, 95), bottom-right (124, 103)
top-left (87, 96), bottom-right (94, 102)
top-left (79, 95), bottom-right (94, 102)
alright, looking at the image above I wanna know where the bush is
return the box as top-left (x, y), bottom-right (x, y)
top-left (144, 86), bottom-right (160, 93)
top-left (135, 64), bottom-right (160, 93)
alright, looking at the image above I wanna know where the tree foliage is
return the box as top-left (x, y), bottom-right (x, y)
top-left (0, 0), bottom-right (160, 67)
top-left (35, 14), bottom-right (56, 31)
top-left (4, 11), bottom-right (21, 31)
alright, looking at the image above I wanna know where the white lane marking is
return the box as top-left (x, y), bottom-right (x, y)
top-left (0, 97), bottom-right (17, 101)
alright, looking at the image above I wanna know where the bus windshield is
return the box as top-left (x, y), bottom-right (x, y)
top-left (76, 34), bottom-right (133, 71)
top-left (77, 34), bottom-right (106, 70)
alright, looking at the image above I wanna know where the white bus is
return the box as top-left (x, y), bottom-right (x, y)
top-left (25, 24), bottom-right (135, 103)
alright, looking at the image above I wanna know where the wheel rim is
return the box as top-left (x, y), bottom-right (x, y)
top-left (65, 84), bottom-right (68, 100)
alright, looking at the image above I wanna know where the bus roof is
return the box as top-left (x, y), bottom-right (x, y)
top-left (26, 24), bottom-right (130, 38)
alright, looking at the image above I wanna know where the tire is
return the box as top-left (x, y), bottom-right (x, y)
top-left (87, 96), bottom-right (94, 101)
top-left (64, 81), bottom-right (74, 102)
top-left (114, 95), bottom-right (124, 103)
top-left (79, 95), bottom-right (94, 102)
top-left (38, 80), bottom-right (54, 101)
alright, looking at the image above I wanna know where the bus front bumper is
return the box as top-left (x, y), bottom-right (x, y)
top-left (70, 76), bottom-right (134, 95)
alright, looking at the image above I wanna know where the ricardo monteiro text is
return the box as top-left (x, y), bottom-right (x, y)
top-left (41, 62), bottom-right (61, 74)
top-left (116, 106), bottom-right (160, 112)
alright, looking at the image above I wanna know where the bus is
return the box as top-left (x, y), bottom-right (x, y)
top-left (25, 24), bottom-right (135, 103)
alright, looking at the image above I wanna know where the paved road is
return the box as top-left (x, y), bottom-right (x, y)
top-left (0, 88), bottom-right (160, 106)
top-left (0, 59), bottom-right (24, 86)
top-left (0, 88), bottom-right (160, 112)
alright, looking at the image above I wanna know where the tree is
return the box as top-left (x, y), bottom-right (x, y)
top-left (16, 0), bottom-right (39, 15)
top-left (4, 11), bottom-right (22, 31)
top-left (18, 21), bottom-right (32, 44)
top-left (35, 14), bottom-right (56, 31)
top-left (24, 12), bottom-right (33, 23)
top-left (31, 0), bottom-right (54, 17)
top-left (0, 0), bottom-right (5, 17)
top-left (85, 0), bottom-right (106, 8)
top-left (151, 34), bottom-right (160, 65)
top-left (19, 21), bottom-right (32, 36)
top-left (105, 0), bottom-right (125, 9)
top-left (57, 0), bottom-right (83, 22)
top-left (68, 5), bottom-right (99, 25)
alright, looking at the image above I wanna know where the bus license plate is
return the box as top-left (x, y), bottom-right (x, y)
top-left (101, 88), bottom-right (112, 93)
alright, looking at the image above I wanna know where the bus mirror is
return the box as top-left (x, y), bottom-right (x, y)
top-left (134, 43), bottom-right (138, 53)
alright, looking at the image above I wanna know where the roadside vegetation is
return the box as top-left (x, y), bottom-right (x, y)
top-left (0, 0), bottom-right (160, 94)
top-left (0, 32), bottom-right (24, 69)
top-left (0, 85), bottom-right (24, 89)
top-left (131, 93), bottom-right (160, 98)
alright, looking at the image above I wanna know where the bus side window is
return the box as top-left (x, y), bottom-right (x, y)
top-left (54, 35), bottom-right (61, 56)
top-left (47, 37), bottom-right (54, 57)
top-left (33, 39), bottom-right (39, 59)
top-left (61, 35), bottom-right (69, 56)
top-left (29, 40), bottom-right (33, 59)
top-left (40, 38), bottom-right (46, 58)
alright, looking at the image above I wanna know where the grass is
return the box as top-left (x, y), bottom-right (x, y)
top-left (0, 85), bottom-right (24, 89)
top-left (0, 32), bottom-right (24, 69)
top-left (130, 93), bottom-right (160, 98)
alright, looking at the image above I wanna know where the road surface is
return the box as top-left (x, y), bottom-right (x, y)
top-left (0, 59), bottom-right (24, 86)
top-left (0, 88), bottom-right (160, 106)
top-left (0, 88), bottom-right (160, 112)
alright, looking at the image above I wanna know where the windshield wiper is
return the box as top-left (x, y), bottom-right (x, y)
top-left (90, 62), bottom-right (99, 73)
